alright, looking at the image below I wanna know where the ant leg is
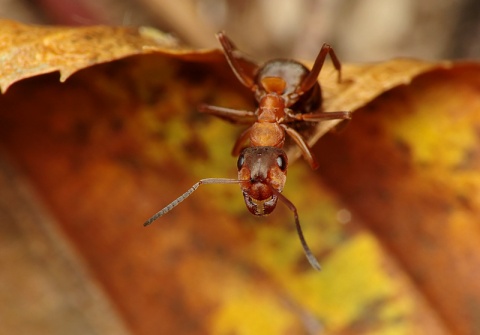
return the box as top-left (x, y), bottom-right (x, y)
top-left (290, 110), bottom-right (352, 122)
top-left (199, 104), bottom-right (257, 124)
top-left (232, 127), bottom-right (251, 156)
top-left (216, 32), bottom-right (259, 89)
top-left (270, 187), bottom-right (321, 270)
top-left (281, 125), bottom-right (319, 170)
top-left (296, 43), bottom-right (342, 95)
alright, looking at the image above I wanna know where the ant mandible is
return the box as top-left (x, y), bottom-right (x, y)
top-left (144, 32), bottom-right (351, 270)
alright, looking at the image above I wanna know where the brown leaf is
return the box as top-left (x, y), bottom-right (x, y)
top-left (0, 154), bottom-right (130, 334)
top-left (313, 63), bottom-right (480, 335)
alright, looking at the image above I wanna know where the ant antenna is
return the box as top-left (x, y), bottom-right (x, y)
top-left (143, 178), bottom-right (243, 226)
top-left (270, 188), bottom-right (322, 270)
top-left (144, 178), bottom-right (321, 271)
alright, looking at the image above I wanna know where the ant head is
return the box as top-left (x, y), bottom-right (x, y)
top-left (236, 146), bottom-right (288, 216)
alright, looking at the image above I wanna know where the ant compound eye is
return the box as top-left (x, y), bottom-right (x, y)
top-left (276, 155), bottom-right (287, 171)
top-left (237, 153), bottom-right (245, 170)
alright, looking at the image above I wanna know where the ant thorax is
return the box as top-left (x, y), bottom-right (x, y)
top-left (250, 94), bottom-right (286, 148)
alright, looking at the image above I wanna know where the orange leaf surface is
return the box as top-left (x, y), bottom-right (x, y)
top-left (1, 21), bottom-right (479, 335)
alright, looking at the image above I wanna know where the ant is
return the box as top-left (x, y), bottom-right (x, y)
top-left (144, 32), bottom-right (351, 270)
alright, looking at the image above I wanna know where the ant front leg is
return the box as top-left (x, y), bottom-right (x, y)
top-left (216, 32), bottom-right (259, 90)
top-left (198, 104), bottom-right (257, 125)
top-left (232, 126), bottom-right (252, 156)
top-left (281, 125), bottom-right (319, 170)
top-left (296, 43), bottom-right (342, 96)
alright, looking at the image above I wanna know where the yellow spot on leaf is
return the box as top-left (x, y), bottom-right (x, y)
top-left (387, 81), bottom-right (480, 169)
top-left (284, 234), bottom-right (414, 332)
top-left (211, 288), bottom-right (297, 335)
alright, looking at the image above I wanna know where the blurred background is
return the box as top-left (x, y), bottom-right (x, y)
top-left (2, 1), bottom-right (480, 335)
top-left (1, 0), bottom-right (480, 62)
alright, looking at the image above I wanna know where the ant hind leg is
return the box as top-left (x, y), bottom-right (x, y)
top-left (296, 44), bottom-right (342, 96)
top-left (216, 32), bottom-right (259, 90)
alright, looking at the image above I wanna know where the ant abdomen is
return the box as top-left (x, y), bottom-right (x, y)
top-left (255, 60), bottom-right (322, 113)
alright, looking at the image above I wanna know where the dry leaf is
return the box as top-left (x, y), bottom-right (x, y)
top-left (1, 20), bottom-right (478, 335)
top-left (0, 20), bottom-right (223, 93)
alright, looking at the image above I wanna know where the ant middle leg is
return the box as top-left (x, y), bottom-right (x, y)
top-left (289, 110), bottom-right (352, 122)
top-left (198, 104), bottom-right (257, 124)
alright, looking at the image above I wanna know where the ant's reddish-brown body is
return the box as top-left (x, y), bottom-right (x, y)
top-left (144, 32), bottom-right (351, 270)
